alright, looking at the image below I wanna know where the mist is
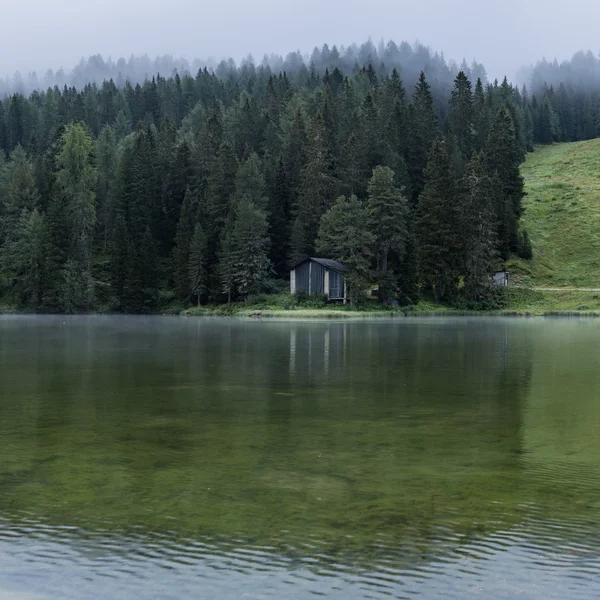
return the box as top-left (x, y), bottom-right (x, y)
top-left (2, 0), bottom-right (600, 84)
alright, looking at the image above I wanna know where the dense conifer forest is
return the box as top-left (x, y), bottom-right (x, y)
top-left (1, 40), bottom-right (599, 312)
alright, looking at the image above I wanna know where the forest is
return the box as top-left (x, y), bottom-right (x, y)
top-left (1, 40), bottom-right (600, 313)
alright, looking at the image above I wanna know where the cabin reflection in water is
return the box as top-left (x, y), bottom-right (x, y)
top-left (289, 324), bottom-right (347, 380)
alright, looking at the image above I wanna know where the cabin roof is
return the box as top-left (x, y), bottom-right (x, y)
top-left (293, 257), bottom-right (344, 271)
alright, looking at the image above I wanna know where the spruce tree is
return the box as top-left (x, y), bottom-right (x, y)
top-left (268, 158), bottom-right (291, 276)
top-left (297, 113), bottom-right (338, 247)
top-left (288, 217), bottom-right (309, 269)
top-left (473, 78), bottom-right (490, 153)
top-left (367, 166), bottom-right (409, 302)
top-left (173, 187), bottom-right (199, 300)
top-left (110, 214), bottom-right (129, 309)
top-left (415, 140), bottom-right (460, 302)
top-left (54, 123), bottom-right (97, 310)
top-left (458, 153), bottom-right (499, 302)
top-left (407, 72), bottom-right (438, 204)
top-left (448, 72), bottom-right (475, 165)
top-left (229, 200), bottom-right (271, 300)
top-left (316, 195), bottom-right (374, 306)
top-left (189, 223), bottom-right (208, 306)
top-left (485, 106), bottom-right (525, 257)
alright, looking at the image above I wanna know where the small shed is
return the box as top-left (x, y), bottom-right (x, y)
top-left (290, 258), bottom-right (346, 301)
top-left (493, 271), bottom-right (510, 286)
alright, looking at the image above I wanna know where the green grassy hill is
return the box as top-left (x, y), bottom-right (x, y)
top-left (508, 139), bottom-right (600, 287)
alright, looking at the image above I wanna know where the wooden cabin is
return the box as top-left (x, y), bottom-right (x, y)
top-left (493, 271), bottom-right (510, 286)
top-left (290, 258), bottom-right (346, 301)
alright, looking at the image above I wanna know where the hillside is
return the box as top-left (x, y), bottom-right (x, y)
top-left (508, 140), bottom-right (600, 287)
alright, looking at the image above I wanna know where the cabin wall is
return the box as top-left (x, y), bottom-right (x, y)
top-left (295, 262), bottom-right (311, 294)
top-left (294, 261), bottom-right (326, 295)
top-left (329, 270), bottom-right (344, 299)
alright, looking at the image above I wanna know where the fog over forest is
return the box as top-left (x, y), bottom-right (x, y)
top-left (2, 0), bottom-right (600, 87)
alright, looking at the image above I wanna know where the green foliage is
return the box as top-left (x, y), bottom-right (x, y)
top-left (458, 153), bottom-right (500, 302)
top-left (0, 48), bottom-right (548, 313)
top-left (218, 200), bottom-right (271, 302)
top-left (485, 106), bottom-right (525, 257)
top-left (188, 223), bottom-right (208, 305)
top-left (415, 141), bottom-right (460, 302)
top-left (316, 195), bottom-right (374, 306)
top-left (367, 166), bottom-right (409, 302)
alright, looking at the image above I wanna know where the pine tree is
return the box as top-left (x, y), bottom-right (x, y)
top-left (268, 158), bottom-right (291, 276)
top-left (485, 106), bottom-right (525, 257)
top-left (458, 153), bottom-right (499, 301)
top-left (316, 195), bottom-right (374, 306)
top-left (473, 78), bottom-right (490, 153)
top-left (367, 166), bottom-right (409, 302)
top-left (415, 140), bottom-right (460, 302)
top-left (189, 223), bottom-right (208, 306)
top-left (96, 125), bottom-right (118, 247)
top-left (4, 146), bottom-right (40, 228)
top-left (448, 72), bottom-right (474, 165)
top-left (232, 153), bottom-right (268, 211)
top-left (230, 200), bottom-right (271, 299)
top-left (288, 217), bottom-right (309, 268)
top-left (218, 218), bottom-right (237, 304)
top-left (110, 214), bottom-right (129, 308)
top-left (297, 113), bottom-right (338, 247)
top-left (1, 209), bottom-right (47, 308)
top-left (54, 123), bottom-right (97, 310)
top-left (173, 187), bottom-right (199, 300)
top-left (407, 72), bottom-right (438, 203)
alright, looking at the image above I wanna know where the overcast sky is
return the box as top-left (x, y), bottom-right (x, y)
top-left (2, 0), bottom-right (599, 81)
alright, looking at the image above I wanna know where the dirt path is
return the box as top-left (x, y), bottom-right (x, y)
top-left (526, 287), bottom-right (600, 292)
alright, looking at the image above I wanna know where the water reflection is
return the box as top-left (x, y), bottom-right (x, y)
top-left (1, 316), bottom-right (600, 599)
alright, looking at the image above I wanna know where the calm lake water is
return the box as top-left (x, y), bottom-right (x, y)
top-left (1, 315), bottom-right (600, 599)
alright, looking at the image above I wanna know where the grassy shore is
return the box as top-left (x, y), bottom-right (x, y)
top-left (508, 139), bottom-right (600, 287)
top-left (177, 288), bottom-right (600, 318)
top-left (4, 288), bottom-right (600, 318)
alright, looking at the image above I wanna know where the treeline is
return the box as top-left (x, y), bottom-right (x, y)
top-left (0, 57), bottom-right (533, 312)
top-left (523, 50), bottom-right (600, 143)
top-left (0, 40), bottom-right (485, 97)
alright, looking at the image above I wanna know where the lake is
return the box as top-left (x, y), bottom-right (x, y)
top-left (1, 315), bottom-right (600, 599)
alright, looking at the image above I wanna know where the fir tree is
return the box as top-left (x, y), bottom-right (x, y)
top-left (458, 153), bottom-right (499, 301)
top-left (407, 72), bottom-right (438, 204)
top-left (54, 123), bottom-right (97, 310)
top-left (316, 195), bottom-right (374, 306)
top-left (485, 106), bottom-right (525, 257)
top-left (367, 166), bottom-right (409, 302)
top-left (231, 200), bottom-right (271, 300)
top-left (448, 72), bottom-right (475, 165)
top-left (189, 223), bottom-right (208, 306)
top-left (415, 140), bottom-right (460, 302)
top-left (110, 214), bottom-right (129, 308)
top-left (173, 188), bottom-right (199, 300)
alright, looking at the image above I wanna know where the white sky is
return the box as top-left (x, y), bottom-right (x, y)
top-left (2, 0), bottom-right (600, 80)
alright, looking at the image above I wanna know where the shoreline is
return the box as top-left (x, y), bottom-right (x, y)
top-left (4, 288), bottom-right (600, 319)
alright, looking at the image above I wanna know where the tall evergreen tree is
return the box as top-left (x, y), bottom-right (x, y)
top-left (316, 195), bottom-right (374, 306)
top-left (407, 72), bottom-right (438, 203)
top-left (366, 166), bottom-right (409, 302)
top-left (173, 187), bottom-right (199, 300)
top-left (458, 153), bottom-right (499, 301)
top-left (297, 113), bottom-right (338, 247)
top-left (54, 123), bottom-right (97, 310)
top-left (485, 106), bottom-right (525, 257)
top-left (415, 140), bottom-right (460, 302)
top-left (448, 71), bottom-right (474, 165)
top-left (189, 223), bottom-right (208, 306)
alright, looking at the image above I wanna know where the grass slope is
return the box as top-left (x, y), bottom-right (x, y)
top-left (508, 139), bottom-right (600, 287)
